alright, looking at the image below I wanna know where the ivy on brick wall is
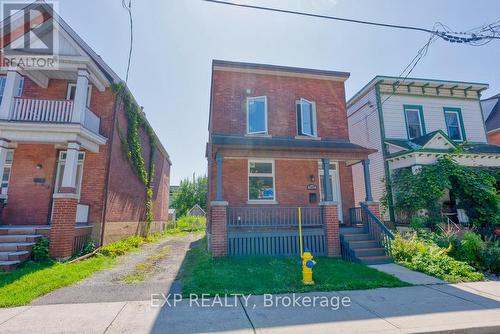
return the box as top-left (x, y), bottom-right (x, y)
top-left (113, 83), bottom-right (156, 234)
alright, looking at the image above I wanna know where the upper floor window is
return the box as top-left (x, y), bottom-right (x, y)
top-left (297, 98), bottom-right (317, 137)
top-left (246, 96), bottom-right (267, 134)
top-left (66, 83), bottom-right (92, 107)
top-left (0, 76), bottom-right (24, 104)
top-left (404, 105), bottom-right (425, 139)
top-left (444, 108), bottom-right (465, 141)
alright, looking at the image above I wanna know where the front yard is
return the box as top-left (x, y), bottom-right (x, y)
top-left (180, 238), bottom-right (409, 296)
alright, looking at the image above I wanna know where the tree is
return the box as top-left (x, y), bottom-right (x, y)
top-left (171, 176), bottom-right (208, 217)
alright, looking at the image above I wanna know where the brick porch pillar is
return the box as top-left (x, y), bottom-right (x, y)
top-left (210, 201), bottom-right (228, 257)
top-left (49, 192), bottom-right (78, 260)
top-left (49, 142), bottom-right (80, 260)
top-left (322, 203), bottom-right (340, 257)
top-left (361, 201), bottom-right (382, 224)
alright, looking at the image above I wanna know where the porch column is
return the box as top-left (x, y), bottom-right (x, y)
top-left (71, 69), bottom-right (89, 124)
top-left (0, 68), bottom-right (22, 120)
top-left (321, 158), bottom-right (333, 202)
top-left (215, 153), bottom-right (223, 202)
top-left (362, 159), bottom-right (373, 202)
top-left (49, 142), bottom-right (80, 260)
top-left (210, 201), bottom-right (228, 257)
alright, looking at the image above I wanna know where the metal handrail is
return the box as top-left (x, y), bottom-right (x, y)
top-left (361, 204), bottom-right (394, 257)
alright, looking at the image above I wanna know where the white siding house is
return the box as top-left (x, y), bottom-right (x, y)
top-left (347, 76), bottom-right (500, 223)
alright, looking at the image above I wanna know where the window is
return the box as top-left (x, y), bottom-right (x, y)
top-left (297, 98), bottom-right (317, 137)
top-left (404, 105), bottom-right (425, 139)
top-left (0, 76), bottom-right (24, 104)
top-left (54, 151), bottom-right (85, 197)
top-left (66, 83), bottom-right (92, 107)
top-left (246, 96), bottom-right (267, 134)
top-left (444, 108), bottom-right (465, 141)
top-left (248, 160), bottom-right (275, 201)
top-left (1, 150), bottom-right (14, 196)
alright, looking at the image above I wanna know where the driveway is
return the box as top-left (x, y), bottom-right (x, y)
top-left (32, 233), bottom-right (202, 305)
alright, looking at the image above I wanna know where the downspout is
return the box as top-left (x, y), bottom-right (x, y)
top-left (99, 86), bottom-right (121, 246)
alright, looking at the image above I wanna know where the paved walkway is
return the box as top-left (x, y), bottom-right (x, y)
top-left (369, 263), bottom-right (445, 285)
top-left (32, 234), bottom-right (202, 305)
top-left (1, 282), bottom-right (499, 333)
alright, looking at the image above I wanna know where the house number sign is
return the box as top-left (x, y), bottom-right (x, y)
top-left (307, 184), bottom-right (317, 190)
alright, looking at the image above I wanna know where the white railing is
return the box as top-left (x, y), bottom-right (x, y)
top-left (83, 107), bottom-right (100, 134)
top-left (8, 97), bottom-right (100, 134)
top-left (11, 98), bottom-right (74, 122)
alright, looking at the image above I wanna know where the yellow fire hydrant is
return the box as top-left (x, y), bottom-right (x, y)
top-left (301, 251), bottom-right (316, 285)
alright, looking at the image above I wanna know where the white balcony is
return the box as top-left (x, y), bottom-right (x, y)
top-left (9, 98), bottom-right (100, 134)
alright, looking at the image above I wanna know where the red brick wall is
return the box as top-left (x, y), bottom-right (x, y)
top-left (209, 158), bottom-right (354, 222)
top-left (488, 131), bottom-right (500, 145)
top-left (49, 197), bottom-right (77, 258)
top-left (2, 144), bottom-right (57, 225)
top-left (210, 70), bottom-right (349, 139)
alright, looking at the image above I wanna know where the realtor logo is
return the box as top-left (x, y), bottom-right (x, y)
top-left (1, 0), bottom-right (60, 70)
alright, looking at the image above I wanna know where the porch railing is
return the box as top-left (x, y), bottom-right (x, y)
top-left (361, 204), bottom-right (395, 257)
top-left (227, 207), bottom-right (323, 228)
top-left (349, 207), bottom-right (363, 226)
top-left (8, 97), bottom-right (100, 134)
top-left (11, 98), bottom-right (74, 122)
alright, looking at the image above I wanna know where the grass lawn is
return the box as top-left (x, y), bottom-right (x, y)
top-left (0, 256), bottom-right (114, 307)
top-left (181, 238), bottom-right (410, 296)
top-left (0, 233), bottom-right (171, 308)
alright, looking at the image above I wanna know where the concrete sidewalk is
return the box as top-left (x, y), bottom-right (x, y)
top-left (0, 282), bottom-right (499, 333)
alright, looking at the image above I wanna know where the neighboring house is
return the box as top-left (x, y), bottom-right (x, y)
top-left (481, 93), bottom-right (500, 145)
top-left (206, 60), bottom-right (390, 264)
top-left (188, 204), bottom-right (206, 217)
top-left (0, 2), bottom-right (171, 268)
top-left (347, 76), bottom-right (500, 224)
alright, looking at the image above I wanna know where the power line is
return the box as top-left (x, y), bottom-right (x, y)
top-left (203, 0), bottom-right (500, 43)
top-left (122, 0), bottom-right (133, 83)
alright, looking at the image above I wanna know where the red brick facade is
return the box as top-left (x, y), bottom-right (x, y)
top-left (488, 130), bottom-right (500, 145)
top-left (1, 76), bottom-right (171, 249)
top-left (210, 204), bottom-right (228, 257)
top-left (206, 61), bottom-right (372, 257)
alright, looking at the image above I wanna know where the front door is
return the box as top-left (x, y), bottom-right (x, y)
top-left (318, 161), bottom-right (343, 223)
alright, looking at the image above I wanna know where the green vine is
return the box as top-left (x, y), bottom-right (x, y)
top-left (383, 156), bottom-right (500, 232)
top-left (113, 83), bottom-right (156, 234)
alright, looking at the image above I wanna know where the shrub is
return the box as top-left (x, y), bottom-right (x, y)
top-left (479, 238), bottom-right (500, 274)
top-left (32, 237), bottom-right (50, 262)
top-left (175, 216), bottom-right (206, 232)
top-left (460, 232), bottom-right (482, 265)
top-left (99, 236), bottom-right (145, 257)
top-left (392, 234), bottom-right (484, 282)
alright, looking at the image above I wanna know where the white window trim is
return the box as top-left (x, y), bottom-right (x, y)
top-left (317, 161), bottom-right (343, 222)
top-left (54, 150), bottom-right (85, 199)
top-left (444, 110), bottom-right (463, 141)
top-left (296, 98), bottom-right (317, 137)
top-left (405, 108), bottom-right (423, 139)
top-left (66, 83), bottom-right (92, 107)
top-left (247, 159), bottom-right (276, 203)
top-left (0, 150), bottom-right (14, 199)
top-left (246, 96), bottom-right (268, 135)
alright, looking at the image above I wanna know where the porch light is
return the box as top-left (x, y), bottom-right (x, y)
top-left (36, 164), bottom-right (42, 169)
top-left (309, 174), bottom-right (315, 182)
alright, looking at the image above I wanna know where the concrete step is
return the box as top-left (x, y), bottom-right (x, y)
top-left (0, 242), bottom-right (36, 251)
top-left (347, 240), bottom-right (379, 249)
top-left (0, 234), bottom-right (42, 243)
top-left (0, 226), bottom-right (51, 236)
top-left (0, 260), bottom-right (20, 271)
top-left (358, 255), bottom-right (393, 265)
top-left (340, 227), bottom-right (368, 235)
top-left (353, 247), bottom-right (386, 257)
top-left (0, 251), bottom-right (30, 261)
top-left (341, 233), bottom-right (371, 241)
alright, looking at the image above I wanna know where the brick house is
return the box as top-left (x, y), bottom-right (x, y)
top-left (481, 93), bottom-right (500, 145)
top-left (0, 2), bottom-right (170, 267)
top-left (206, 60), bottom-right (391, 264)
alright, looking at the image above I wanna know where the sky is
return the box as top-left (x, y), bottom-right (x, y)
top-left (56, 0), bottom-right (500, 185)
